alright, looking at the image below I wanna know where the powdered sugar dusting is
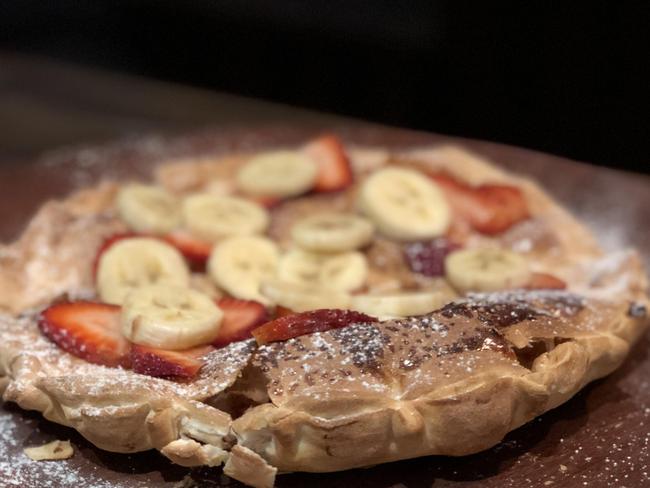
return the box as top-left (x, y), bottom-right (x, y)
top-left (1, 310), bottom-right (254, 406)
top-left (253, 306), bottom-right (526, 407)
top-left (0, 409), bottom-right (123, 487)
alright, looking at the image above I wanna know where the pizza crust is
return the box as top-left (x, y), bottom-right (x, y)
top-left (228, 292), bottom-right (644, 473)
top-left (0, 143), bottom-right (647, 487)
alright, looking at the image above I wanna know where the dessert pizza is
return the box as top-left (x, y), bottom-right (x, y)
top-left (0, 134), bottom-right (647, 487)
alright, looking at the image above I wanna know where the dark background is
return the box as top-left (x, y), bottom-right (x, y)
top-left (1, 1), bottom-right (649, 172)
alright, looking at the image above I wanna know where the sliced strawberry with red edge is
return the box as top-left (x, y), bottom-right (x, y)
top-left (304, 134), bottom-right (353, 192)
top-left (163, 231), bottom-right (213, 271)
top-left (473, 184), bottom-right (530, 235)
top-left (252, 309), bottom-right (377, 345)
top-left (274, 305), bottom-right (295, 318)
top-left (525, 272), bottom-right (567, 290)
top-left (212, 298), bottom-right (269, 347)
top-left (92, 232), bottom-right (141, 278)
top-left (38, 301), bottom-right (130, 368)
top-left (130, 344), bottom-right (214, 379)
top-left (429, 172), bottom-right (498, 232)
top-left (429, 172), bottom-right (529, 235)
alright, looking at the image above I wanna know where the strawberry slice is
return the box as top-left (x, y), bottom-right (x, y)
top-left (473, 184), bottom-right (530, 234)
top-left (163, 231), bottom-right (213, 271)
top-left (252, 309), bottom-right (377, 345)
top-left (92, 232), bottom-right (140, 278)
top-left (130, 344), bottom-right (214, 379)
top-left (213, 298), bottom-right (269, 347)
top-left (274, 305), bottom-right (295, 318)
top-left (38, 301), bottom-right (130, 367)
top-left (429, 172), bottom-right (529, 235)
top-left (304, 134), bottom-right (353, 192)
top-left (96, 231), bottom-right (213, 273)
top-left (525, 272), bottom-right (567, 290)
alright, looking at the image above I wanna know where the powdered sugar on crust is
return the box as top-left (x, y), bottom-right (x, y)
top-left (1, 312), bottom-right (254, 402)
top-left (254, 304), bottom-right (519, 408)
top-left (462, 290), bottom-right (585, 320)
top-left (4, 285), bottom-right (632, 428)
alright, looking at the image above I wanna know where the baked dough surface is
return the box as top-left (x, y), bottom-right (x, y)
top-left (0, 145), bottom-right (647, 487)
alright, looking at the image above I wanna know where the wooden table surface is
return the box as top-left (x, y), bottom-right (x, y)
top-left (1, 53), bottom-right (649, 488)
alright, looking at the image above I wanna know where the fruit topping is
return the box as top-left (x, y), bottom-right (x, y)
top-left (277, 249), bottom-right (368, 292)
top-left (92, 232), bottom-right (140, 278)
top-left (252, 309), bottom-right (377, 344)
top-left (38, 301), bottom-right (130, 367)
top-left (96, 232), bottom-right (211, 274)
top-left (130, 344), bottom-right (214, 379)
top-left (121, 284), bottom-right (223, 350)
top-left (351, 290), bottom-right (455, 319)
top-left (445, 248), bottom-right (531, 293)
top-left (163, 231), bottom-right (213, 271)
top-left (182, 194), bottom-right (270, 241)
top-left (274, 305), bottom-right (295, 318)
top-left (212, 298), bottom-right (269, 347)
top-left (358, 167), bottom-right (451, 240)
top-left (525, 272), bottom-right (567, 290)
top-left (429, 172), bottom-right (529, 235)
top-left (117, 184), bottom-right (181, 234)
top-left (208, 236), bottom-right (280, 305)
top-left (96, 237), bottom-right (190, 305)
top-left (237, 151), bottom-right (317, 198)
top-left (303, 134), bottom-right (354, 192)
top-left (291, 212), bottom-right (375, 253)
top-left (250, 195), bottom-right (283, 209)
top-left (403, 238), bottom-right (461, 277)
top-left (261, 279), bottom-right (352, 312)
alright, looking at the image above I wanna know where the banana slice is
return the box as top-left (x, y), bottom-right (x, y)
top-left (319, 252), bottom-right (368, 292)
top-left (445, 248), bottom-right (531, 293)
top-left (357, 167), bottom-right (450, 241)
top-left (351, 289), bottom-right (453, 319)
top-left (261, 279), bottom-right (351, 312)
top-left (208, 236), bottom-right (280, 305)
top-left (276, 249), bottom-right (321, 286)
top-left (277, 249), bottom-right (368, 292)
top-left (291, 213), bottom-right (375, 253)
top-left (97, 237), bottom-right (190, 305)
top-left (122, 284), bottom-right (223, 350)
top-left (236, 150), bottom-right (317, 197)
top-left (182, 194), bottom-right (269, 242)
top-left (117, 184), bottom-right (181, 234)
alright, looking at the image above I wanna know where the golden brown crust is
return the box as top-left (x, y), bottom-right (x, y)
top-left (0, 144), bottom-right (647, 486)
top-left (230, 290), bottom-right (646, 472)
top-left (224, 445), bottom-right (277, 488)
